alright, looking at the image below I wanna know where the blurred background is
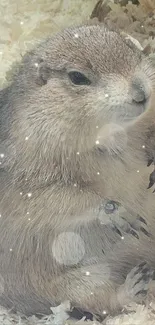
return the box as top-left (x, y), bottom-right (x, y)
top-left (0, 0), bottom-right (155, 85)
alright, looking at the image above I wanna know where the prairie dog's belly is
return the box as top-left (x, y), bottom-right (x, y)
top-left (0, 191), bottom-right (154, 316)
top-left (0, 166), bottom-right (155, 316)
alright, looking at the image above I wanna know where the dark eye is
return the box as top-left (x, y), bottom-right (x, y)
top-left (68, 71), bottom-right (91, 85)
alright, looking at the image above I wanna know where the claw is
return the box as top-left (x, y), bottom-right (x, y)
top-left (147, 158), bottom-right (154, 167)
top-left (127, 229), bottom-right (139, 239)
top-left (140, 227), bottom-right (152, 238)
top-left (133, 262), bottom-right (146, 276)
top-left (148, 169), bottom-right (155, 189)
top-left (135, 289), bottom-right (147, 297)
top-left (124, 222), bottom-right (139, 238)
top-left (137, 216), bottom-right (147, 225)
top-left (113, 225), bottom-right (122, 237)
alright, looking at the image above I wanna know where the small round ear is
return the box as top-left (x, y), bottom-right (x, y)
top-left (35, 61), bottom-right (52, 86)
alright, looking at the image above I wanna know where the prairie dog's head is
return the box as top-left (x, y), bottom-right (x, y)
top-left (3, 24), bottom-right (155, 179)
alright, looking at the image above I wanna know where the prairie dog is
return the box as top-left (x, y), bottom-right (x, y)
top-left (0, 24), bottom-right (155, 316)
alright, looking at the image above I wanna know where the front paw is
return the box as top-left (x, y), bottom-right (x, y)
top-left (98, 200), bottom-right (152, 239)
top-left (124, 262), bottom-right (154, 303)
top-left (118, 262), bottom-right (154, 306)
top-left (112, 216), bottom-right (152, 240)
top-left (104, 201), bottom-right (151, 239)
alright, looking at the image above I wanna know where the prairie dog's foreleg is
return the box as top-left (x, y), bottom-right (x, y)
top-left (51, 262), bottom-right (153, 317)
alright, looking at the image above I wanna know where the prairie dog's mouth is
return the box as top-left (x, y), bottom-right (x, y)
top-left (119, 100), bottom-right (149, 122)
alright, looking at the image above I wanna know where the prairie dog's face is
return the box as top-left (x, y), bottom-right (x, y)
top-left (12, 25), bottom-right (155, 155)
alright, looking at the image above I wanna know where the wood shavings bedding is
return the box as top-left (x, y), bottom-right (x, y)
top-left (1, 303), bottom-right (155, 325)
top-left (0, 0), bottom-right (155, 85)
top-left (0, 0), bottom-right (96, 86)
top-left (92, 0), bottom-right (155, 50)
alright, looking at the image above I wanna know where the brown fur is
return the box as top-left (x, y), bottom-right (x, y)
top-left (0, 23), bottom-right (155, 317)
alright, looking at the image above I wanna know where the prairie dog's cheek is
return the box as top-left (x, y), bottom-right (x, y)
top-left (96, 123), bottom-right (128, 154)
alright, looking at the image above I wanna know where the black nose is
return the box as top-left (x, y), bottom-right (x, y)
top-left (131, 77), bottom-right (149, 104)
